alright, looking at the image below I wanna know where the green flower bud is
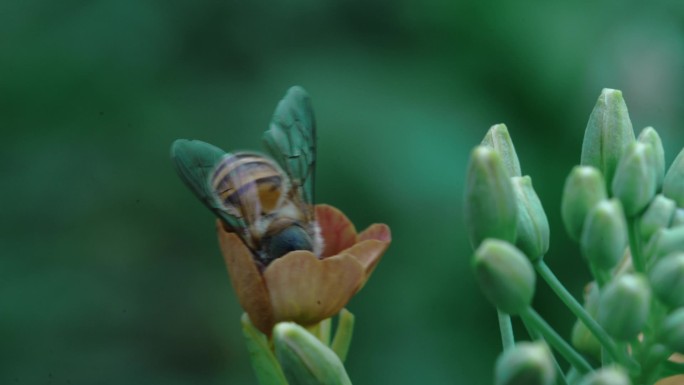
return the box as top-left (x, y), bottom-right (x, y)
top-left (638, 195), bottom-right (676, 243)
top-left (580, 88), bottom-right (635, 195)
top-left (672, 208), bottom-right (684, 228)
top-left (581, 199), bottom-right (628, 271)
top-left (598, 274), bottom-right (651, 341)
top-left (472, 239), bottom-right (535, 315)
top-left (494, 342), bottom-right (555, 385)
top-left (273, 322), bottom-right (351, 385)
top-left (637, 127), bottom-right (666, 190)
top-left (649, 253), bottom-right (684, 308)
top-left (663, 147), bottom-right (684, 207)
top-left (644, 227), bottom-right (684, 263)
top-left (571, 283), bottom-right (601, 360)
top-left (576, 366), bottom-right (631, 385)
top-left (481, 123), bottom-right (522, 177)
top-left (464, 146), bottom-right (518, 248)
top-left (612, 142), bottom-right (657, 216)
top-left (561, 166), bottom-right (607, 241)
top-left (659, 308), bottom-right (684, 354)
top-left (511, 176), bottom-right (550, 261)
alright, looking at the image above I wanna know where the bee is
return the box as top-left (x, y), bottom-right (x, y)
top-left (171, 86), bottom-right (322, 267)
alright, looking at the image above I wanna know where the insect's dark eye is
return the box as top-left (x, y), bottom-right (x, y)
top-left (262, 225), bottom-right (313, 264)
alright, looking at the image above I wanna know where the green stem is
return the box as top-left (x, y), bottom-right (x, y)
top-left (628, 217), bottom-right (645, 273)
top-left (535, 260), bottom-right (638, 371)
top-left (588, 262), bottom-right (610, 288)
top-left (497, 309), bottom-right (515, 351)
top-left (520, 307), bottom-right (594, 374)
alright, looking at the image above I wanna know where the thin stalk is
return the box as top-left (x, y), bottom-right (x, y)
top-left (535, 260), bottom-right (639, 371)
top-left (520, 307), bottom-right (594, 374)
top-left (498, 309), bottom-right (515, 351)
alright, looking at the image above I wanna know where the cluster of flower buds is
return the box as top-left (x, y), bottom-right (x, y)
top-left (465, 89), bottom-right (684, 385)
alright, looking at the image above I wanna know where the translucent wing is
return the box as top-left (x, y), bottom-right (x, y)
top-left (263, 86), bottom-right (316, 219)
top-left (170, 139), bottom-right (247, 232)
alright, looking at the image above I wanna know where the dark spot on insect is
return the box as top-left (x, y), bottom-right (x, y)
top-left (135, 199), bottom-right (140, 204)
top-left (317, 300), bottom-right (321, 305)
top-left (98, 111), bottom-right (104, 116)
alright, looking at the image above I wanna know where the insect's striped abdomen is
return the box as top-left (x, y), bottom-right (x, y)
top-left (212, 153), bottom-right (289, 215)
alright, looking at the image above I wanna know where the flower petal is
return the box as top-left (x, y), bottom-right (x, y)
top-left (263, 250), bottom-right (365, 325)
top-left (216, 220), bottom-right (274, 334)
top-left (357, 223), bottom-right (392, 243)
top-left (344, 239), bottom-right (389, 288)
top-left (315, 204), bottom-right (357, 258)
top-left (656, 375), bottom-right (684, 385)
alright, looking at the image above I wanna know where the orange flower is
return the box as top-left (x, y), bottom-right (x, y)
top-left (217, 204), bottom-right (391, 334)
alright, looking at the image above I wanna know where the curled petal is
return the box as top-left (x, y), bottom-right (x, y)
top-left (357, 223), bottom-right (392, 243)
top-left (316, 204), bottom-right (357, 258)
top-left (345, 239), bottom-right (389, 284)
top-left (264, 251), bottom-right (365, 325)
top-left (216, 220), bottom-right (274, 333)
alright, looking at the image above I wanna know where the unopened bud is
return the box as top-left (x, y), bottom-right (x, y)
top-left (659, 308), bottom-right (684, 354)
top-left (612, 142), bottom-right (657, 216)
top-left (482, 124), bottom-right (522, 177)
top-left (273, 322), bottom-right (351, 385)
top-left (664, 147), bottom-right (684, 208)
top-left (472, 239), bottom-right (535, 315)
top-left (644, 227), bottom-right (684, 263)
top-left (598, 274), bottom-right (651, 341)
top-left (637, 127), bottom-right (666, 190)
top-left (494, 342), bottom-right (555, 385)
top-left (672, 209), bottom-right (684, 228)
top-left (581, 199), bottom-right (628, 270)
top-left (571, 283), bottom-right (601, 360)
top-left (464, 146), bottom-right (518, 248)
top-left (511, 176), bottom-right (550, 260)
top-left (649, 252), bottom-right (684, 309)
top-left (580, 89), bottom-right (635, 195)
top-left (561, 166), bottom-right (607, 241)
top-left (638, 195), bottom-right (676, 243)
top-left (576, 366), bottom-right (631, 385)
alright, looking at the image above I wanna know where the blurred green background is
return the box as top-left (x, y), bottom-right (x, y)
top-left (2, 0), bottom-right (684, 383)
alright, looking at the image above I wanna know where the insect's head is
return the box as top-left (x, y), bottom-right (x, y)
top-left (260, 223), bottom-right (314, 264)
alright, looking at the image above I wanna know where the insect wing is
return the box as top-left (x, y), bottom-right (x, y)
top-left (170, 139), bottom-right (246, 231)
top-left (263, 86), bottom-right (316, 218)
top-left (211, 152), bottom-right (268, 231)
